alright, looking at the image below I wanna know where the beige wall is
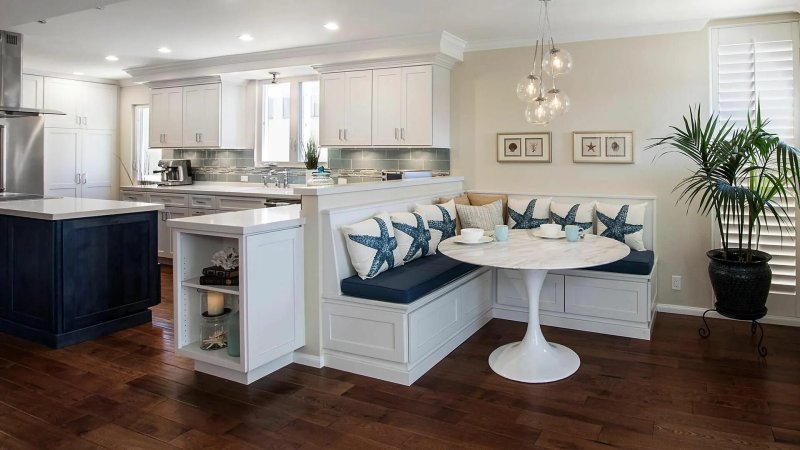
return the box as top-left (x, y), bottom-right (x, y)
top-left (451, 30), bottom-right (713, 309)
top-left (118, 84), bottom-right (150, 188)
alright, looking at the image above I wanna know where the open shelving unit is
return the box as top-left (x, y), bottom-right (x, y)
top-left (181, 278), bottom-right (240, 296)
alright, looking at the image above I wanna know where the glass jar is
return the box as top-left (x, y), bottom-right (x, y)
top-left (307, 170), bottom-right (334, 186)
top-left (200, 309), bottom-right (230, 351)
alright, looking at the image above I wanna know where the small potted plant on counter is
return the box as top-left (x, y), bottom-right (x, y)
top-left (303, 137), bottom-right (320, 184)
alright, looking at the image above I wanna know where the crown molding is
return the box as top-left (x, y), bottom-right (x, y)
top-left (312, 53), bottom-right (460, 73)
top-left (22, 68), bottom-right (119, 85)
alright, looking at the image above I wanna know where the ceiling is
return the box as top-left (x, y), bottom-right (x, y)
top-left (5, 0), bottom-right (800, 80)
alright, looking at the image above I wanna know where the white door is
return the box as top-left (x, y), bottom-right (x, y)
top-left (343, 70), bottom-right (372, 146)
top-left (401, 66), bottom-right (433, 146)
top-left (44, 128), bottom-right (81, 198)
top-left (371, 68), bottom-right (402, 146)
top-left (183, 84), bottom-right (220, 147)
top-left (319, 73), bottom-right (346, 147)
top-left (81, 130), bottom-right (115, 199)
top-left (21, 74), bottom-right (44, 109)
top-left (43, 78), bottom-right (83, 129)
top-left (150, 87), bottom-right (183, 147)
top-left (84, 83), bottom-right (118, 130)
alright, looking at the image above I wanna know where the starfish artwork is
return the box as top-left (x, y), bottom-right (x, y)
top-left (347, 217), bottom-right (398, 278)
top-left (586, 142), bottom-right (596, 152)
top-left (509, 199), bottom-right (549, 229)
top-left (428, 205), bottom-right (456, 240)
top-left (392, 214), bottom-right (432, 262)
top-left (551, 204), bottom-right (593, 231)
top-left (597, 205), bottom-right (643, 243)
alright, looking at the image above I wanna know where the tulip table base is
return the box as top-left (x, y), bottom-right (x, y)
top-left (488, 268), bottom-right (580, 383)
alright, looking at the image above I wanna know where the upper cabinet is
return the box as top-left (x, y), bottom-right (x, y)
top-left (21, 74), bottom-right (44, 110)
top-left (319, 64), bottom-right (450, 148)
top-left (148, 79), bottom-right (250, 149)
top-left (43, 78), bottom-right (118, 130)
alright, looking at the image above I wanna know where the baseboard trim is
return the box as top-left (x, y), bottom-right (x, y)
top-left (293, 350), bottom-right (325, 368)
top-left (656, 304), bottom-right (800, 327)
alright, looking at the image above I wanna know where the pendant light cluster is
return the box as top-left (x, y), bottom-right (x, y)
top-left (516, 0), bottom-right (572, 126)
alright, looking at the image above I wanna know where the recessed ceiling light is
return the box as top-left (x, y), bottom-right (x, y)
top-left (238, 33), bottom-right (254, 42)
top-left (324, 22), bottom-right (339, 31)
top-left (105, 55), bottom-right (119, 62)
top-left (73, 72), bottom-right (84, 76)
top-left (157, 47), bottom-right (172, 54)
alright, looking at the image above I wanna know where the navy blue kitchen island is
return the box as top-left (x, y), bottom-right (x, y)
top-left (0, 197), bottom-right (163, 347)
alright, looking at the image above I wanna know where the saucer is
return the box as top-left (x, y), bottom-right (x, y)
top-left (454, 236), bottom-right (494, 245)
top-left (533, 230), bottom-right (566, 239)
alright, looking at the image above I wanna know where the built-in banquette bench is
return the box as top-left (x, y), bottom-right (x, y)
top-left (320, 192), bottom-right (657, 385)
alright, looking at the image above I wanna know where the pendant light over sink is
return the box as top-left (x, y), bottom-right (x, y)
top-left (516, 0), bottom-right (572, 125)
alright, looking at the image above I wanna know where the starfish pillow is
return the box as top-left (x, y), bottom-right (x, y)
top-left (342, 213), bottom-right (404, 279)
top-left (507, 197), bottom-right (552, 229)
top-left (596, 202), bottom-right (647, 251)
top-left (551, 201), bottom-right (595, 233)
top-left (390, 212), bottom-right (432, 263)
top-left (415, 199), bottom-right (457, 252)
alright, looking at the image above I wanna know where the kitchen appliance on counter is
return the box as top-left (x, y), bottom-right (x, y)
top-left (154, 159), bottom-right (193, 186)
top-left (381, 170), bottom-right (434, 181)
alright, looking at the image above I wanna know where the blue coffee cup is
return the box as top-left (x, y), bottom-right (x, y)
top-left (495, 224), bottom-right (509, 242)
top-left (565, 224), bottom-right (583, 242)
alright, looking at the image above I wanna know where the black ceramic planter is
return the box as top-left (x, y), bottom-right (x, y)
top-left (707, 249), bottom-right (771, 320)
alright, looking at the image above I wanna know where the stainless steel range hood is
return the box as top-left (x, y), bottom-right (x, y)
top-left (0, 30), bottom-right (64, 117)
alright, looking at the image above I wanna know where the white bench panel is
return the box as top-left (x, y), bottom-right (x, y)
top-left (497, 270), bottom-right (565, 312)
top-left (564, 275), bottom-right (648, 323)
top-left (323, 303), bottom-right (407, 362)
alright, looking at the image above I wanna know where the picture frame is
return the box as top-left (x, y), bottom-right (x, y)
top-left (497, 132), bottom-right (552, 163)
top-left (573, 131), bottom-right (634, 163)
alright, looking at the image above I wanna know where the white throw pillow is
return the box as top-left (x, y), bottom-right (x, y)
top-left (550, 201), bottom-right (595, 233)
top-left (415, 199), bottom-right (457, 251)
top-left (596, 202), bottom-right (647, 251)
top-left (455, 200), bottom-right (504, 231)
top-left (507, 197), bottom-right (552, 229)
top-left (342, 213), bottom-right (404, 279)
top-left (390, 212), bottom-right (432, 263)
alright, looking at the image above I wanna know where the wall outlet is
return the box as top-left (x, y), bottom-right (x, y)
top-left (671, 275), bottom-right (682, 291)
top-left (240, 175), bottom-right (248, 182)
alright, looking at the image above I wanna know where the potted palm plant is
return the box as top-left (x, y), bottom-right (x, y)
top-left (648, 105), bottom-right (800, 319)
top-left (302, 137), bottom-right (320, 185)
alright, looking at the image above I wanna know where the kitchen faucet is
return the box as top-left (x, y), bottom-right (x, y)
top-left (263, 169), bottom-right (289, 188)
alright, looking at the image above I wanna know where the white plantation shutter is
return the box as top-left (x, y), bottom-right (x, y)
top-left (712, 21), bottom-right (800, 298)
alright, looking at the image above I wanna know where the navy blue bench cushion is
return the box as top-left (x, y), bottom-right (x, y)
top-left (341, 253), bottom-right (479, 304)
top-left (584, 250), bottom-right (655, 276)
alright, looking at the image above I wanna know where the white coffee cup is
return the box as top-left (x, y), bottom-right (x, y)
top-left (460, 228), bottom-right (484, 243)
top-left (539, 223), bottom-right (561, 237)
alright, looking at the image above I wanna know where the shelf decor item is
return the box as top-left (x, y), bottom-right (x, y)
top-left (303, 137), bottom-right (320, 170)
top-left (497, 132), bottom-right (552, 162)
top-left (307, 166), bottom-right (335, 186)
top-left (201, 308), bottom-right (231, 351)
top-left (572, 131), bottom-right (634, 163)
top-left (201, 247), bottom-right (240, 286)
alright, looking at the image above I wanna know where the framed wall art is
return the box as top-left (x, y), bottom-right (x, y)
top-left (572, 131), bottom-right (634, 163)
top-left (497, 132), bottom-right (552, 163)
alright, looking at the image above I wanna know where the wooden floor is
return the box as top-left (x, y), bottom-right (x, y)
top-left (0, 267), bottom-right (799, 449)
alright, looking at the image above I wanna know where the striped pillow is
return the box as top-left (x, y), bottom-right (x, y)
top-left (455, 200), bottom-right (504, 231)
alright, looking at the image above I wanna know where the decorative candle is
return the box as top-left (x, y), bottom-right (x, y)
top-left (207, 292), bottom-right (225, 316)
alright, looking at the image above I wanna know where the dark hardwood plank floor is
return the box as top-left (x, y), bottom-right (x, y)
top-left (0, 265), bottom-right (798, 449)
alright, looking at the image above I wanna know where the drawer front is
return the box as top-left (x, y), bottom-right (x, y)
top-left (217, 196), bottom-right (265, 211)
top-left (189, 208), bottom-right (219, 217)
top-left (147, 193), bottom-right (189, 207)
top-left (564, 275), bottom-right (648, 322)
top-left (190, 194), bottom-right (216, 209)
top-left (497, 269), bottom-right (565, 312)
top-left (323, 303), bottom-right (407, 362)
top-left (120, 191), bottom-right (147, 202)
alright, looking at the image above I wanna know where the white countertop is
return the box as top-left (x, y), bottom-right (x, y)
top-left (0, 197), bottom-right (164, 221)
top-left (167, 204), bottom-right (303, 235)
top-left (293, 176), bottom-right (464, 196)
top-left (120, 182), bottom-right (300, 200)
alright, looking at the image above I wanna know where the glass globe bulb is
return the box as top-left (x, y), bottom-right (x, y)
top-left (546, 88), bottom-right (571, 116)
top-left (525, 99), bottom-right (552, 125)
top-left (516, 74), bottom-right (541, 103)
top-left (543, 48), bottom-right (573, 77)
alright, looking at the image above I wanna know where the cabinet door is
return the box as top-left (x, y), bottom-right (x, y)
top-left (21, 74), bottom-right (44, 109)
top-left (150, 87), bottom-right (183, 147)
top-left (84, 83), bottom-right (118, 130)
top-left (343, 70), bottom-right (372, 146)
top-left (44, 128), bottom-right (81, 198)
top-left (401, 66), bottom-right (433, 146)
top-left (319, 73), bottom-right (346, 147)
top-left (371, 68), bottom-right (402, 146)
top-left (183, 84), bottom-right (220, 147)
top-left (81, 130), bottom-right (115, 199)
top-left (44, 77), bottom-right (83, 128)
top-left (165, 207), bottom-right (189, 257)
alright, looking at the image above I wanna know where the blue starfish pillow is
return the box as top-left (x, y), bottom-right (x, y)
top-left (507, 197), bottom-right (552, 229)
top-left (415, 199), bottom-right (457, 252)
top-left (596, 202), bottom-right (647, 251)
top-left (550, 201), bottom-right (595, 233)
top-left (390, 212), bottom-right (432, 263)
top-left (342, 213), bottom-right (404, 279)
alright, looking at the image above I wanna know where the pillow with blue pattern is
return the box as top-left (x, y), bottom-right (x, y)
top-left (507, 197), bottom-right (552, 229)
top-left (342, 212), bottom-right (404, 279)
top-left (415, 199), bottom-right (457, 252)
top-left (596, 202), bottom-right (647, 251)
top-left (550, 201), bottom-right (595, 233)
top-left (391, 212), bottom-right (433, 264)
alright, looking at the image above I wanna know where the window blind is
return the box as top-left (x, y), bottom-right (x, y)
top-left (711, 21), bottom-right (800, 295)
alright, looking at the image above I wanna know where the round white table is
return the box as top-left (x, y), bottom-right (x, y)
top-left (439, 230), bottom-right (629, 383)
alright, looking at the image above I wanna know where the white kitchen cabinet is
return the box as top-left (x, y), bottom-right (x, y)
top-left (21, 74), bottom-right (44, 109)
top-left (80, 130), bottom-right (115, 199)
top-left (319, 71), bottom-right (372, 147)
top-left (371, 68), bottom-right (402, 146)
top-left (43, 77), bottom-right (118, 130)
top-left (44, 128), bottom-right (116, 199)
top-left (149, 87), bottom-right (184, 148)
top-left (83, 83), bottom-right (118, 130)
top-left (156, 206), bottom-right (190, 258)
top-left (401, 65), bottom-right (435, 145)
top-left (182, 84), bottom-right (221, 147)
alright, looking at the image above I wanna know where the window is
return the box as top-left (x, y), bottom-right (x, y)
top-left (132, 105), bottom-right (161, 183)
top-left (258, 78), bottom-right (326, 164)
top-left (711, 21), bottom-right (800, 296)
